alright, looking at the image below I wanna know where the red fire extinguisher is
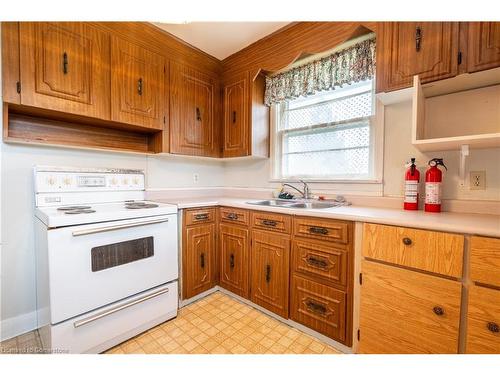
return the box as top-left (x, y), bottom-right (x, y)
top-left (404, 158), bottom-right (420, 211)
top-left (425, 158), bottom-right (447, 213)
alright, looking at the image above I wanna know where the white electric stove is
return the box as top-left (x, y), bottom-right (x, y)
top-left (34, 166), bottom-right (179, 354)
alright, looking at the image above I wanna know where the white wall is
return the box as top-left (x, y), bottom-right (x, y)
top-left (0, 143), bottom-right (224, 340)
top-left (224, 101), bottom-right (500, 201)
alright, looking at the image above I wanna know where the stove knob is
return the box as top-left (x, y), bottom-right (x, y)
top-left (63, 177), bottom-right (72, 186)
top-left (47, 177), bottom-right (56, 186)
top-left (111, 178), bottom-right (117, 185)
top-left (123, 178), bottom-right (129, 185)
top-left (132, 177), bottom-right (139, 185)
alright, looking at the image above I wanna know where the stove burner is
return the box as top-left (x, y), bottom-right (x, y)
top-left (57, 206), bottom-right (92, 211)
top-left (64, 209), bottom-right (96, 215)
top-left (125, 202), bottom-right (159, 209)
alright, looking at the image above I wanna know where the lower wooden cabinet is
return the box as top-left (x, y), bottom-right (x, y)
top-left (182, 214), bottom-right (216, 300)
top-left (466, 285), bottom-right (500, 353)
top-left (250, 230), bottom-right (290, 318)
top-left (219, 223), bottom-right (249, 298)
top-left (358, 260), bottom-right (462, 353)
top-left (290, 275), bottom-right (346, 342)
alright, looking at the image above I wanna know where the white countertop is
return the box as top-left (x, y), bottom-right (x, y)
top-left (154, 197), bottom-right (500, 238)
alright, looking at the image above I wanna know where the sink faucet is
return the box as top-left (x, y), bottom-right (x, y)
top-left (282, 180), bottom-right (311, 200)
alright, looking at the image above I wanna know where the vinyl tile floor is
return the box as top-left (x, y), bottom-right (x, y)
top-left (1, 291), bottom-right (341, 355)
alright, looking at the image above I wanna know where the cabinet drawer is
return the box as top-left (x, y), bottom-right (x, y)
top-left (362, 223), bottom-right (464, 278)
top-left (251, 211), bottom-right (291, 234)
top-left (466, 285), bottom-right (500, 353)
top-left (219, 206), bottom-right (249, 226)
top-left (358, 260), bottom-right (462, 354)
top-left (184, 207), bottom-right (216, 226)
top-left (290, 275), bottom-right (346, 342)
top-left (292, 239), bottom-right (348, 287)
top-left (470, 236), bottom-right (500, 288)
top-left (293, 217), bottom-right (350, 244)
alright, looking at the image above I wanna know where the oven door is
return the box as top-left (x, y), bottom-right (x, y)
top-left (47, 214), bottom-right (178, 324)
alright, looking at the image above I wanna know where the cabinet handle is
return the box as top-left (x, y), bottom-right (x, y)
top-left (402, 237), bottom-right (412, 246)
top-left (306, 256), bottom-right (328, 269)
top-left (232, 111), bottom-right (236, 124)
top-left (265, 264), bottom-right (271, 283)
top-left (415, 26), bottom-right (422, 52)
top-left (226, 213), bottom-right (238, 220)
top-left (230, 253), bottom-right (235, 269)
top-left (200, 253), bottom-right (205, 269)
top-left (433, 306), bottom-right (444, 316)
top-left (262, 219), bottom-right (277, 227)
top-left (306, 300), bottom-right (327, 316)
top-left (309, 226), bottom-right (328, 235)
top-left (62, 52), bottom-right (68, 74)
top-left (194, 213), bottom-right (209, 221)
top-left (487, 322), bottom-right (499, 333)
top-left (196, 107), bottom-right (202, 122)
top-left (137, 78), bottom-right (143, 96)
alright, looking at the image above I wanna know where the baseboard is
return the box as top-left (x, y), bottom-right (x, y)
top-left (0, 310), bottom-right (37, 341)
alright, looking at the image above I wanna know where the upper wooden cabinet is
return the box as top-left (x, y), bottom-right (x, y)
top-left (170, 63), bottom-right (219, 157)
top-left (467, 22), bottom-right (500, 73)
top-left (110, 37), bottom-right (166, 130)
top-left (222, 72), bottom-right (269, 158)
top-left (18, 22), bottom-right (111, 119)
top-left (377, 22), bottom-right (459, 92)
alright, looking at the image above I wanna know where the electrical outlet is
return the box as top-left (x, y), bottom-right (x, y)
top-left (193, 173), bottom-right (199, 184)
top-left (470, 171), bottom-right (486, 190)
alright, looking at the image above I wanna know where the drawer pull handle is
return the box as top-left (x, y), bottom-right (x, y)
top-left (309, 226), bottom-right (328, 235)
top-left (415, 26), bottom-right (422, 52)
top-left (200, 253), bottom-right (205, 268)
top-left (306, 300), bottom-right (327, 316)
top-left (137, 77), bottom-right (143, 96)
top-left (232, 111), bottom-right (236, 124)
top-left (196, 107), bottom-right (202, 122)
top-left (226, 213), bottom-right (238, 220)
top-left (307, 256), bottom-right (328, 269)
top-left (265, 264), bottom-right (271, 283)
top-left (487, 322), bottom-right (499, 333)
top-left (194, 213), bottom-right (209, 220)
top-left (262, 219), bottom-right (277, 227)
top-left (230, 253), bottom-right (235, 269)
top-left (402, 237), bottom-right (413, 246)
top-left (62, 52), bottom-right (69, 74)
top-left (433, 306), bottom-right (444, 316)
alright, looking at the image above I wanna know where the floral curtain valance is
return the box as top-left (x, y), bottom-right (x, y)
top-left (264, 38), bottom-right (376, 106)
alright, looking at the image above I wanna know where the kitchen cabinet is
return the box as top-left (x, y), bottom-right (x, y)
top-left (250, 230), bottom-right (290, 318)
top-left (467, 22), bottom-right (500, 73)
top-left (182, 208), bottom-right (217, 299)
top-left (358, 260), bottom-right (462, 353)
top-left (377, 22), bottom-right (459, 92)
top-left (290, 217), bottom-right (353, 345)
top-left (219, 223), bottom-right (249, 298)
top-left (222, 72), bottom-right (269, 158)
top-left (170, 62), bottom-right (220, 157)
top-left (18, 22), bottom-right (111, 120)
top-left (111, 36), bottom-right (166, 130)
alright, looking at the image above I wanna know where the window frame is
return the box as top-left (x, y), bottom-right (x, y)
top-left (269, 85), bottom-right (384, 184)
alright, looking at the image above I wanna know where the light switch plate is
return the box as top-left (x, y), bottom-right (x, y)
top-left (470, 171), bottom-right (486, 190)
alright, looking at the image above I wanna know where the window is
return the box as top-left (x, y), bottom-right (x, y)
top-left (271, 79), bottom-right (378, 181)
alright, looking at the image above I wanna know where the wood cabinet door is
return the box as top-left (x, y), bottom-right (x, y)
top-left (358, 260), bottom-right (462, 353)
top-left (170, 63), bottom-right (219, 157)
top-left (183, 223), bottom-right (216, 299)
top-left (466, 285), bottom-right (500, 353)
top-left (467, 22), bottom-right (500, 73)
top-left (250, 230), bottom-right (290, 318)
top-left (223, 74), bottom-right (249, 157)
top-left (19, 22), bottom-right (110, 119)
top-left (111, 36), bottom-right (166, 130)
top-left (378, 22), bottom-right (459, 92)
top-left (219, 224), bottom-right (249, 298)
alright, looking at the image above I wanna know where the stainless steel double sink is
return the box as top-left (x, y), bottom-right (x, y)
top-left (245, 199), bottom-right (341, 209)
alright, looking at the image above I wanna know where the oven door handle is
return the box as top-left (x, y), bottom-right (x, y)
top-left (73, 287), bottom-right (170, 328)
top-left (72, 218), bottom-right (169, 237)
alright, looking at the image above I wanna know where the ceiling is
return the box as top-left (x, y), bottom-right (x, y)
top-left (153, 22), bottom-right (290, 60)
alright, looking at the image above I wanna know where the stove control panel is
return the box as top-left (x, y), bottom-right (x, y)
top-left (35, 171), bottom-right (145, 192)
